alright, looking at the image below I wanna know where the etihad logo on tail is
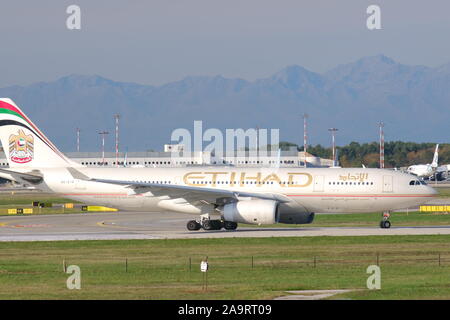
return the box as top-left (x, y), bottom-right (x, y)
top-left (9, 129), bottom-right (34, 163)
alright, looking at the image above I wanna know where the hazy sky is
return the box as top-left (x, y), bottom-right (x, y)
top-left (1, 0), bottom-right (450, 87)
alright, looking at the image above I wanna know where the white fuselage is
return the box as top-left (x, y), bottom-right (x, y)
top-left (407, 164), bottom-right (434, 178)
top-left (28, 166), bottom-right (437, 215)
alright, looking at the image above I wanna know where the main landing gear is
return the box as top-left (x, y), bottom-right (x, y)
top-left (379, 211), bottom-right (391, 229)
top-left (186, 214), bottom-right (238, 231)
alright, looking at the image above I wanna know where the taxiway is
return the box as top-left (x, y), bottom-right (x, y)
top-left (1, 211), bottom-right (450, 241)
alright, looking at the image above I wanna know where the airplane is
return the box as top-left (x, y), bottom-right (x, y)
top-left (430, 166), bottom-right (450, 181)
top-left (406, 144), bottom-right (442, 179)
top-left (0, 98), bottom-right (437, 231)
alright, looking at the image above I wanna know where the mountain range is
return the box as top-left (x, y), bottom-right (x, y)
top-left (0, 54), bottom-right (449, 152)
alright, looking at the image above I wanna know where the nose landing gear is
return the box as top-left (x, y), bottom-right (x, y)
top-left (380, 212), bottom-right (391, 229)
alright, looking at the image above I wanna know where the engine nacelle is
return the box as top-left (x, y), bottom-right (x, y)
top-left (278, 211), bottom-right (315, 224)
top-left (276, 202), bottom-right (315, 224)
top-left (223, 200), bottom-right (279, 225)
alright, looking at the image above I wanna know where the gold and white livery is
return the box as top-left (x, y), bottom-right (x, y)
top-left (0, 98), bottom-right (438, 231)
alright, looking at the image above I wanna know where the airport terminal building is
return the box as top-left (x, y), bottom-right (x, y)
top-left (0, 146), bottom-right (333, 168)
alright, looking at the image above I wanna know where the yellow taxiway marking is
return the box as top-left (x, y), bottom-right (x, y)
top-left (0, 221), bottom-right (19, 227)
top-left (0, 220), bottom-right (51, 228)
top-left (96, 220), bottom-right (150, 231)
top-left (96, 220), bottom-right (126, 229)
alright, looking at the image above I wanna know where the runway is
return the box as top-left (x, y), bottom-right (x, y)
top-left (1, 211), bottom-right (450, 241)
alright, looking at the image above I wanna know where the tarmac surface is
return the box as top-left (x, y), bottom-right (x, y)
top-left (1, 210), bottom-right (450, 241)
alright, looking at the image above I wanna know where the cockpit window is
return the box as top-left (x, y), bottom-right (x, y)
top-left (409, 180), bottom-right (423, 186)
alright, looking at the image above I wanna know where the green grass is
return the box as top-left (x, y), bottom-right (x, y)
top-left (436, 187), bottom-right (450, 198)
top-left (0, 192), bottom-right (77, 205)
top-left (1, 236), bottom-right (450, 299)
top-left (0, 191), bottom-right (449, 299)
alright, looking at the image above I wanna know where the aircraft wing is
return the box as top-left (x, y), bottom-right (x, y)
top-left (436, 165), bottom-right (450, 173)
top-left (90, 178), bottom-right (290, 205)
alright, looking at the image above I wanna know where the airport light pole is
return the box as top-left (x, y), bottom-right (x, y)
top-left (76, 128), bottom-right (80, 152)
top-left (379, 122), bottom-right (385, 169)
top-left (256, 125), bottom-right (259, 159)
top-left (114, 114), bottom-right (120, 167)
top-left (303, 114), bottom-right (308, 168)
top-left (328, 128), bottom-right (338, 166)
top-left (98, 131), bottom-right (109, 165)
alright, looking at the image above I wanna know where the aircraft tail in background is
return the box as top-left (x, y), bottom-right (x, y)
top-left (431, 144), bottom-right (439, 168)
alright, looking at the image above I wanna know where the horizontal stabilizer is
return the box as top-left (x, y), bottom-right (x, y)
top-left (0, 168), bottom-right (43, 184)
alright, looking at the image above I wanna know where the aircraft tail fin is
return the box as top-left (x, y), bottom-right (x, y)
top-left (431, 144), bottom-right (439, 168)
top-left (0, 98), bottom-right (81, 168)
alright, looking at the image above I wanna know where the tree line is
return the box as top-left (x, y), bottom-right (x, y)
top-left (278, 141), bottom-right (450, 168)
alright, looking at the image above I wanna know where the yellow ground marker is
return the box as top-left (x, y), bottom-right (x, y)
top-left (83, 206), bottom-right (118, 212)
top-left (420, 205), bottom-right (450, 212)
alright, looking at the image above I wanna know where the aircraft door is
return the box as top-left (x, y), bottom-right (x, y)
top-left (313, 175), bottom-right (324, 192)
top-left (382, 175), bottom-right (393, 193)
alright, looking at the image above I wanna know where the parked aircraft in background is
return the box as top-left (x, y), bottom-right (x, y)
top-left (407, 144), bottom-right (439, 178)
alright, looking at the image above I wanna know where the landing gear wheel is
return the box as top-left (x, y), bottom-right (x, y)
top-left (379, 212), bottom-right (391, 229)
top-left (224, 221), bottom-right (238, 230)
top-left (186, 220), bottom-right (201, 231)
top-left (202, 219), bottom-right (223, 230)
top-left (202, 220), bottom-right (213, 230)
top-left (381, 220), bottom-right (391, 229)
top-left (211, 220), bottom-right (224, 230)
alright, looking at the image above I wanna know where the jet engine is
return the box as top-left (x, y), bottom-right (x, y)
top-left (222, 199), bottom-right (279, 225)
